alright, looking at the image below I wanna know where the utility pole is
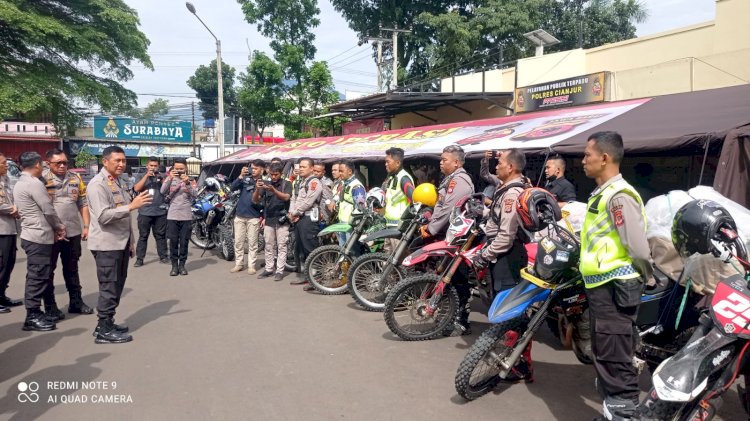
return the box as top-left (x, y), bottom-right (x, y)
top-left (380, 27), bottom-right (411, 90)
top-left (191, 101), bottom-right (196, 156)
top-left (365, 37), bottom-right (391, 92)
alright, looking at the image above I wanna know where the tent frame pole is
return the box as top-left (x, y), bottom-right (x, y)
top-left (698, 137), bottom-right (710, 186)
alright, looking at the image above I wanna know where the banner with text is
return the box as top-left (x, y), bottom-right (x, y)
top-left (213, 98), bottom-right (648, 164)
top-left (93, 117), bottom-right (192, 143)
top-left (515, 72), bottom-right (608, 113)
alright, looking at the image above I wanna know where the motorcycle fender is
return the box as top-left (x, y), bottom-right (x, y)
top-left (487, 280), bottom-right (551, 324)
top-left (401, 241), bottom-right (458, 267)
top-left (651, 325), bottom-right (736, 402)
top-left (359, 228), bottom-right (401, 243)
top-left (318, 222), bottom-right (352, 236)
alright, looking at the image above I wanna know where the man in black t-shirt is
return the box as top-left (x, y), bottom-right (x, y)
top-left (253, 162), bottom-right (292, 281)
top-left (133, 157), bottom-right (169, 267)
top-left (543, 155), bottom-right (577, 203)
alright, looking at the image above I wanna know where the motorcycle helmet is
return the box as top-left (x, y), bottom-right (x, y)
top-left (366, 187), bottom-right (386, 209)
top-left (533, 234), bottom-right (580, 281)
top-left (456, 193), bottom-right (485, 219)
top-left (203, 177), bottom-right (222, 192)
top-left (517, 188), bottom-right (562, 233)
top-left (672, 199), bottom-right (740, 258)
top-left (412, 183), bottom-right (438, 207)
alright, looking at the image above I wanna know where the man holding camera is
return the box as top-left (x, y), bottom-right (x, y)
top-left (287, 157), bottom-right (322, 286)
top-left (253, 162), bottom-right (292, 281)
top-left (160, 158), bottom-right (198, 276)
top-left (230, 159), bottom-right (264, 275)
top-left (133, 157), bottom-right (169, 267)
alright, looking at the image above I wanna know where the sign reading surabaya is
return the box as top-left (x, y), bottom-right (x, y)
top-left (214, 98), bottom-right (649, 164)
top-left (93, 117), bottom-right (192, 143)
top-left (515, 72), bottom-right (608, 113)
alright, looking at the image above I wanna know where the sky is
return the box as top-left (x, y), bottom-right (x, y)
top-left (123, 0), bottom-right (717, 109)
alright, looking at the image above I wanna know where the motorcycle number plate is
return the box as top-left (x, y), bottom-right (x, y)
top-left (711, 277), bottom-right (750, 337)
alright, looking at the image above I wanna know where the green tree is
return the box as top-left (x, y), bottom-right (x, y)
top-left (73, 149), bottom-right (96, 169)
top-left (140, 98), bottom-right (170, 119)
top-left (0, 0), bottom-right (152, 134)
top-left (237, 52), bottom-right (290, 142)
top-left (186, 59), bottom-right (237, 120)
top-left (305, 61), bottom-right (339, 116)
top-left (237, 0), bottom-right (320, 118)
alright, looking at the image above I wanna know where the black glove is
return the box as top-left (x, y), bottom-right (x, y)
top-left (472, 253), bottom-right (490, 270)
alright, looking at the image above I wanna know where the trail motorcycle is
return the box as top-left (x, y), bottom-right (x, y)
top-left (190, 175), bottom-right (231, 250)
top-left (382, 194), bottom-right (498, 341)
top-left (304, 202), bottom-right (392, 295)
top-left (454, 223), bottom-right (706, 401)
top-left (346, 203), bottom-right (433, 311)
top-left (638, 233), bottom-right (750, 420)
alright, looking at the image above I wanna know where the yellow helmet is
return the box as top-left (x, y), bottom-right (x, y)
top-left (412, 183), bottom-right (438, 207)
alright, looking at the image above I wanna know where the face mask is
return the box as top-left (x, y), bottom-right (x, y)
top-left (546, 174), bottom-right (558, 182)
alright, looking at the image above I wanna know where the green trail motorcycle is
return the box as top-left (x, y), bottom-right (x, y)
top-left (304, 202), bottom-right (395, 295)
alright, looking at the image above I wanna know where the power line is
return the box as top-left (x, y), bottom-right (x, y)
top-left (323, 45), bottom-right (360, 62)
top-left (327, 48), bottom-right (372, 67)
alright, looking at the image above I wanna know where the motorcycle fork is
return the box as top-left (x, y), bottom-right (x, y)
top-left (423, 232), bottom-right (476, 316)
top-left (377, 224), bottom-right (417, 290)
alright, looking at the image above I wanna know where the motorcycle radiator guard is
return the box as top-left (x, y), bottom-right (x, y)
top-left (651, 325), bottom-right (736, 402)
top-left (487, 278), bottom-right (551, 324)
top-left (401, 240), bottom-right (458, 267)
top-left (318, 222), bottom-right (353, 236)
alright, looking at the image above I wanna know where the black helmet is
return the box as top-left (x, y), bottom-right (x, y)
top-left (672, 200), bottom-right (738, 258)
top-left (532, 233), bottom-right (580, 281)
top-left (517, 188), bottom-right (562, 232)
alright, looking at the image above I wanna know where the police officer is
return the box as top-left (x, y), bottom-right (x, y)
top-left (544, 154), bottom-right (577, 203)
top-left (419, 145), bottom-right (474, 335)
top-left (133, 156), bottom-right (169, 267)
top-left (88, 146), bottom-right (152, 344)
top-left (580, 131), bottom-right (653, 421)
top-left (14, 151), bottom-right (67, 331)
top-left (42, 148), bottom-right (94, 318)
top-left (288, 157), bottom-right (322, 286)
top-left (480, 150), bottom-right (501, 187)
top-left (337, 161), bottom-right (366, 246)
top-left (161, 158), bottom-right (198, 276)
top-left (313, 162), bottom-right (334, 225)
top-left (0, 153), bottom-right (21, 313)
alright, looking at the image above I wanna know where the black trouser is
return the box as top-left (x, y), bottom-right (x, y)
top-left (490, 241), bottom-right (527, 294)
top-left (21, 240), bottom-right (53, 313)
top-left (294, 216), bottom-right (320, 272)
top-left (92, 248), bottom-right (129, 321)
top-left (0, 234), bottom-right (17, 296)
top-left (44, 235), bottom-right (83, 306)
top-left (136, 214), bottom-right (168, 260)
top-left (587, 281), bottom-right (640, 400)
top-left (167, 220), bottom-right (191, 263)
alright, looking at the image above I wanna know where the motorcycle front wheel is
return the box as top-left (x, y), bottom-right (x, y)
top-left (218, 223), bottom-right (235, 261)
top-left (454, 318), bottom-right (530, 401)
top-left (285, 230), bottom-right (297, 271)
top-left (347, 252), bottom-right (405, 312)
top-left (383, 274), bottom-right (458, 341)
top-left (305, 245), bottom-right (352, 295)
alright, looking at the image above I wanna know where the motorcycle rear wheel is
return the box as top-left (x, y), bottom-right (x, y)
top-left (190, 223), bottom-right (215, 249)
top-left (218, 224), bottom-right (235, 261)
top-left (383, 274), bottom-right (458, 341)
top-left (305, 245), bottom-right (351, 295)
top-left (285, 231), bottom-right (297, 271)
top-left (348, 252), bottom-right (405, 312)
top-left (454, 318), bottom-right (530, 401)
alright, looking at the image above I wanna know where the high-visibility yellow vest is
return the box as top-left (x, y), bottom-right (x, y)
top-left (579, 177), bottom-right (646, 289)
top-left (384, 169), bottom-right (413, 225)
top-left (338, 177), bottom-right (364, 224)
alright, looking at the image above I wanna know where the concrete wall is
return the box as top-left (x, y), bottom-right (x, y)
top-left (391, 99), bottom-right (513, 130)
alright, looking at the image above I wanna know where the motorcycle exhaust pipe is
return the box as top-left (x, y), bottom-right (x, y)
top-left (205, 209), bottom-right (216, 226)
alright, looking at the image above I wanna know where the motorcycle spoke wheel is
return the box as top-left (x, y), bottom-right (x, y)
top-left (305, 245), bottom-right (350, 295)
top-left (348, 253), bottom-right (402, 312)
top-left (383, 274), bottom-right (458, 341)
top-left (455, 318), bottom-right (529, 401)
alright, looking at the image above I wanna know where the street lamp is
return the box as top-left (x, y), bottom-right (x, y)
top-left (186, 2), bottom-right (225, 157)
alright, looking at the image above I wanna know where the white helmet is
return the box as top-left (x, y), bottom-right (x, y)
top-left (366, 187), bottom-right (386, 209)
top-left (204, 177), bottom-right (221, 191)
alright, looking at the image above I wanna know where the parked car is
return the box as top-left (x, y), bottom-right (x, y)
top-left (6, 159), bottom-right (21, 188)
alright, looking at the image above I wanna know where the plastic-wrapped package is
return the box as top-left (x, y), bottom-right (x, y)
top-left (560, 201), bottom-right (586, 233)
top-left (644, 191), bottom-right (693, 241)
top-left (681, 254), bottom-right (745, 295)
top-left (688, 186), bottom-right (750, 252)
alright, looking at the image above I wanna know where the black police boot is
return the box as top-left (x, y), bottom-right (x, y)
top-left (133, 258), bottom-right (144, 267)
top-left (94, 318), bottom-right (132, 344)
top-left (23, 309), bottom-right (56, 331)
top-left (68, 291), bottom-right (93, 314)
top-left (170, 261), bottom-right (179, 276)
top-left (178, 261), bottom-right (188, 276)
top-left (0, 295), bottom-right (22, 307)
top-left (45, 304), bottom-right (66, 322)
top-left (92, 320), bottom-right (129, 337)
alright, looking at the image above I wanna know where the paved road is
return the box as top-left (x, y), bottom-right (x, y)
top-left (0, 238), bottom-right (745, 420)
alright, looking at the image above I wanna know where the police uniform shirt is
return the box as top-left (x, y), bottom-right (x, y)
top-left (480, 157), bottom-right (501, 187)
top-left (14, 172), bottom-right (65, 244)
top-left (161, 177), bottom-right (198, 221)
top-left (0, 175), bottom-right (17, 235)
top-left (290, 176), bottom-right (322, 216)
top-left (592, 174), bottom-right (653, 282)
top-left (545, 177), bottom-right (577, 202)
top-left (87, 168), bottom-right (134, 251)
top-left (43, 169), bottom-right (87, 237)
top-left (482, 176), bottom-right (526, 260)
top-left (319, 178), bottom-right (334, 221)
top-left (428, 168), bottom-right (474, 235)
